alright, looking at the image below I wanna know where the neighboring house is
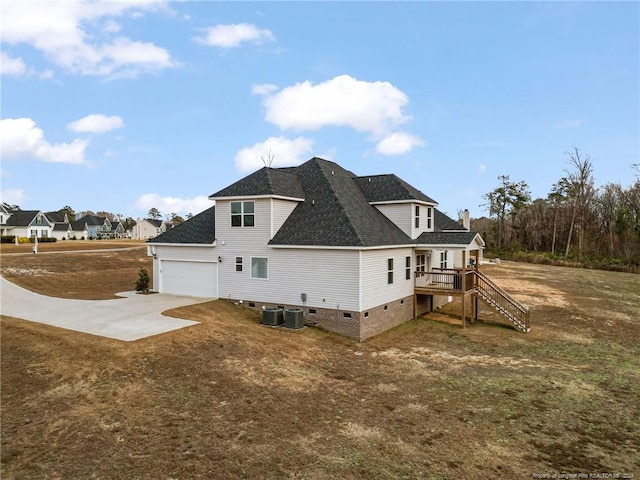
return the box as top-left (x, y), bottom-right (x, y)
top-left (147, 157), bottom-right (517, 341)
top-left (76, 215), bottom-right (125, 239)
top-left (45, 211), bottom-right (72, 240)
top-left (70, 220), bottom-right (89, 239)
top-left (133, 218), bottom-right (167, 240)
top-left (0, 204), bottom-right (13, 236)
top-left (1, 210), bottom-right (53, 239)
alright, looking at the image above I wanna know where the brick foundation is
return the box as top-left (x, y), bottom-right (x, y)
top-left (236, 294), bottom-right (426, 342)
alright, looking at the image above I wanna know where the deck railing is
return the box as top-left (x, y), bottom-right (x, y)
top-left (474, 270), bottom-right (530, 332)
top-left (415, 268), bottom-right (474, 293)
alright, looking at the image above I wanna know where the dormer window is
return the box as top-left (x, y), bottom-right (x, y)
top-left (231, 201), bottom-right (255, 227)
top-left (415, 205), bottom-right (420, 228)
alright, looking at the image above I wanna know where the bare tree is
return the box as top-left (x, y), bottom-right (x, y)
top-left (564, 147), bottom-right (595, 259)
top-left (261, 150), bottom-right (275, 168)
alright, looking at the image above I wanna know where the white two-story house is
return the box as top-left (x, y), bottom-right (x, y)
top-left (148, 157), bottom-right (487, 341)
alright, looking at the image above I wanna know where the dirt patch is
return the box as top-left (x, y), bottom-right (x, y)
top-left (2, 253), bottom-right (639, 478)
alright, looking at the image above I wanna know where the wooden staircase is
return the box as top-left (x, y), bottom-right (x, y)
top-left (474, 270), bottom-right (531, 332)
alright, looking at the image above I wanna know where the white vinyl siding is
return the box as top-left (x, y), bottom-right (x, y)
top-left (360, 248), bottom-right (415, 311)
top-left (215, 198), bottom-right (361, 311)
top-left (271, 198), bottom-right (299, 238)
top-left (375, 203), bottom-right (435, 239)
top-left (375, 204), bottom-right (412, 237)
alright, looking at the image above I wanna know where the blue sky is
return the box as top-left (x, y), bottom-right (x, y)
top-left (1, 1), bottom-right (638, 220)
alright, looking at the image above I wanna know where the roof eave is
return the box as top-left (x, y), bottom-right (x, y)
top-left (209, 194), bottom-right (305, 202)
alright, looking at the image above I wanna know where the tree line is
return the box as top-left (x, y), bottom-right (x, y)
top-left (479, 147), bottom-right (640, 269)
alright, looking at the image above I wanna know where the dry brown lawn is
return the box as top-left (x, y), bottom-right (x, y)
top-left (0, 241), bottom-right (150, 299)
top-left (1, 248), bottom-right (639, 479)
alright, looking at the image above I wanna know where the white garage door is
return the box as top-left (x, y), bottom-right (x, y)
top-left (161, 260), bottom-right (217, 298)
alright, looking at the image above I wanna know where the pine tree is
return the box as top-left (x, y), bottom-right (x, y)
top-left (136, 267), bottom-right (150, 293)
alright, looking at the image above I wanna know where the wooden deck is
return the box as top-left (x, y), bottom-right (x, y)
top-left (414, 267), bottom-right (531, 332)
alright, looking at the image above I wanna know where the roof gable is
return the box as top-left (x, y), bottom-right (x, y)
top-left (148, 206), bottom-right (216, 244)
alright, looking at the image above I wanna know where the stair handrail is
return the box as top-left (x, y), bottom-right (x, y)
top-left (474, 270), bottom-right (531, 331)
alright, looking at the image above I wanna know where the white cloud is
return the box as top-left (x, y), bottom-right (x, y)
top-left (0, 188), bottom-right (26, 206)
top-left (375, 132), bottom-right (424, 156)
top-left (478, 164), bottom-right (487, 173)
top-left (0, 51), bottom-right (26, 76)
top-left (0, 0), bottom-right (178, 77)
top-left (68, 114), bottom-right (124, 133)
top-left (252, 83), bottom-right (278, 96)
top-left (0, 118), bottom-right (89, 164)
top-left (556, 119), bottom-right (583, 128)
top-left (103, 20), bottom-right (121, 33)
top-left (260, 75), bottom-right (410, 136)
top-left (234, 136), bottom-right (313, 172)
top-left (196, 23), bottom-right (275, 48)
top-left (134, 193), bottom-right (212, 216)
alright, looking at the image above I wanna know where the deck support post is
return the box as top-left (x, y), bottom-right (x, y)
top-left (461, 250), bottom-right (467, 328)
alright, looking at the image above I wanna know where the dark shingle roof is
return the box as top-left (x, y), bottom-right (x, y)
top-left (434, 209), bottom-right (467, 231)
top-left (6, 210), bottom-right (40, 226)
top-left (211, 167), bottom-right (305, 199)
top-left (148, 207), bottom-right (216, 244)
top-left (53, 223), bottom-right (71, 231)
top-left (353, 174), bottom-right (437, 204)
top-left (270, 158), bottom-right (412, 247)
top-left (45, 212), bottom-right (66, 223)
top-left (145, 219), bottom-right (163, 228)
top-left (70, 220), bottom-right (87, 231)
top-left (415, 231), bottom-right (479, 246)
top-left (76, 215), bottom-right (107, 226)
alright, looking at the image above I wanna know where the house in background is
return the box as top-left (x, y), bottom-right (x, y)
top-left (0, 204), bottom-right (14, 236)
top-left (70, 219), bottom-right (89, 239)
top-left (148, 157), bottom-right (529, 341)
top-left (1, 210), bottom-right (53, 239)
top-left (45, 211), bottom-right (72, 240)
top-left (133, 218), bottom-right (167, 240)
top-left (75, 215), bottom-right (125, 239)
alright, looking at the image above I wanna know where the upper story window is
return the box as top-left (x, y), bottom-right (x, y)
top-left (414, 205), bottom-right (420, 229)
top-left (231, 201), bottom-right (255, 227)
top-left (387, 258), bottom-right (394, 284)
top-left (405, 256), bottom-right (411, 280)
top-left (427, 207), bottom-right (433, 229)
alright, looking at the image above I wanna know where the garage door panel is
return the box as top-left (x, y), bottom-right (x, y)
top-left (161, 261), bottom-right (217, 298)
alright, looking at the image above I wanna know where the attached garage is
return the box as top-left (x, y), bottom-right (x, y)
top-left (159, 260), bottom-right (217, 298)
top-left (147, 206), bottom-right (218, 298)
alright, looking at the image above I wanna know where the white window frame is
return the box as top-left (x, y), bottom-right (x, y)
top-left (440, 251), bottom-right (448, 269)
top-left (230, 201), bottom-right (255, 227)
top-left (414, 205), bottom-right (420, 229)
top-left (250, 257), bottom-right (269, 280)
top-left (235, 256), bottom-right (243, 272)
top-left (427, 207), bottom-right (433, 229)
top-left (405, 256), bottom-right (411, 280)
top-left (387, 258), bottom-right (394, 284)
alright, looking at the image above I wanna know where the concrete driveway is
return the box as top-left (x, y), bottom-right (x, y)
top-left (0, 277), bottom-right (203, 341)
